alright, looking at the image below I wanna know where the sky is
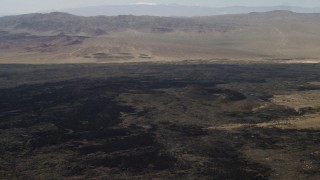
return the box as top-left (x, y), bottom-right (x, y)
top-left (1, 0), bottom-right (320, 15)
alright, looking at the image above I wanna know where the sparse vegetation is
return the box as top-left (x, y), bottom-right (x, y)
top-left (1, 63), bottom-right (320, 179)
top-left (1, 11), bottom-right (320, 63)
top-left (1, 8), bottom-right (320, 179)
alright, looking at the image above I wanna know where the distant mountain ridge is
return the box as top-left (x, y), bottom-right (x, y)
top-left (62, 4), bottom-right (320, 17)
top-left (1, 10), bottom-right (320, 36)
top-left (0, 12), bottom-right (228, 36)
top-left (1, 10), bottom-right (320, 63)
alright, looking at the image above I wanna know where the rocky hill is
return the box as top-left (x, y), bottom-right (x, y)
top-left (2, 10), bottom-right (319, 36)
top-left (1, 11), bottom-right (320, 64)
top-left (62, 4), bottom-right (320, 17)
top-left (0, 12), bottom-right (232, 36)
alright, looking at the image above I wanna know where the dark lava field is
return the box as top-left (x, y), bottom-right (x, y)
top-left (1, 63), bottom-right (320, 179)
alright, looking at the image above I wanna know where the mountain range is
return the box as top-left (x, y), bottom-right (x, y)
top-left (1, 10), bottom-right (319, 36)
top-left (62, 4), bottom-right (320, 17)
top-left (1, 10), bottom-right (320, 63)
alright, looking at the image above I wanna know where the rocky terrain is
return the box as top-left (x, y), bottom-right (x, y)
top-left (0, 12), bottom-right (235, 36)
top-left (1, 11), bottom-right (320, 36)
top-left (1, 11), bottom-right (320, 64)
top-left (62, 4), bottom-right (320, 17)
top-left (0, 63), bottom-right (320, 179)
top-left (1, 8), bottom-right (320, 179)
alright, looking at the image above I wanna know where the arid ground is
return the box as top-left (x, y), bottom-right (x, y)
top-left (1, 11), bottom-right (320, 179)
top-left (1, 11), bottom-right (320, 64)
top-left (1, 63), bottom-right (320, 179)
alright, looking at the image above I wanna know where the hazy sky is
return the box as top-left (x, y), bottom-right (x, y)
top-left (1, 0), bottom-right (320, 14)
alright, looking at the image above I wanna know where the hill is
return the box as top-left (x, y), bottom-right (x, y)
top-left (62, 4), bottom-right (320, 17)
top-left (0, 12), bottom-right (238, 36)
top-left (0, 11), bottom-right (320, 64)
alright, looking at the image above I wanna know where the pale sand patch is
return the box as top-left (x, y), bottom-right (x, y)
top-left (286, 114), bottom-right (320, 129)
top-left (281, 59), bottom-right (320, 64)
top-left (258, 113), bottom-right (320, 130)
top-left (207, 113), bottom-right (320, 130)
top-left (309, 81), bottom-right (320, 86)
top-left (206, 123), bottom-right (252, 131)
top-left (271, 90), bottom-right (320, 110)
top-left (242, 148), bottom-right (320, 180)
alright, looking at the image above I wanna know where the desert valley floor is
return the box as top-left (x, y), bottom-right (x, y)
top-left (1, 10), bottom-right (320, 179)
